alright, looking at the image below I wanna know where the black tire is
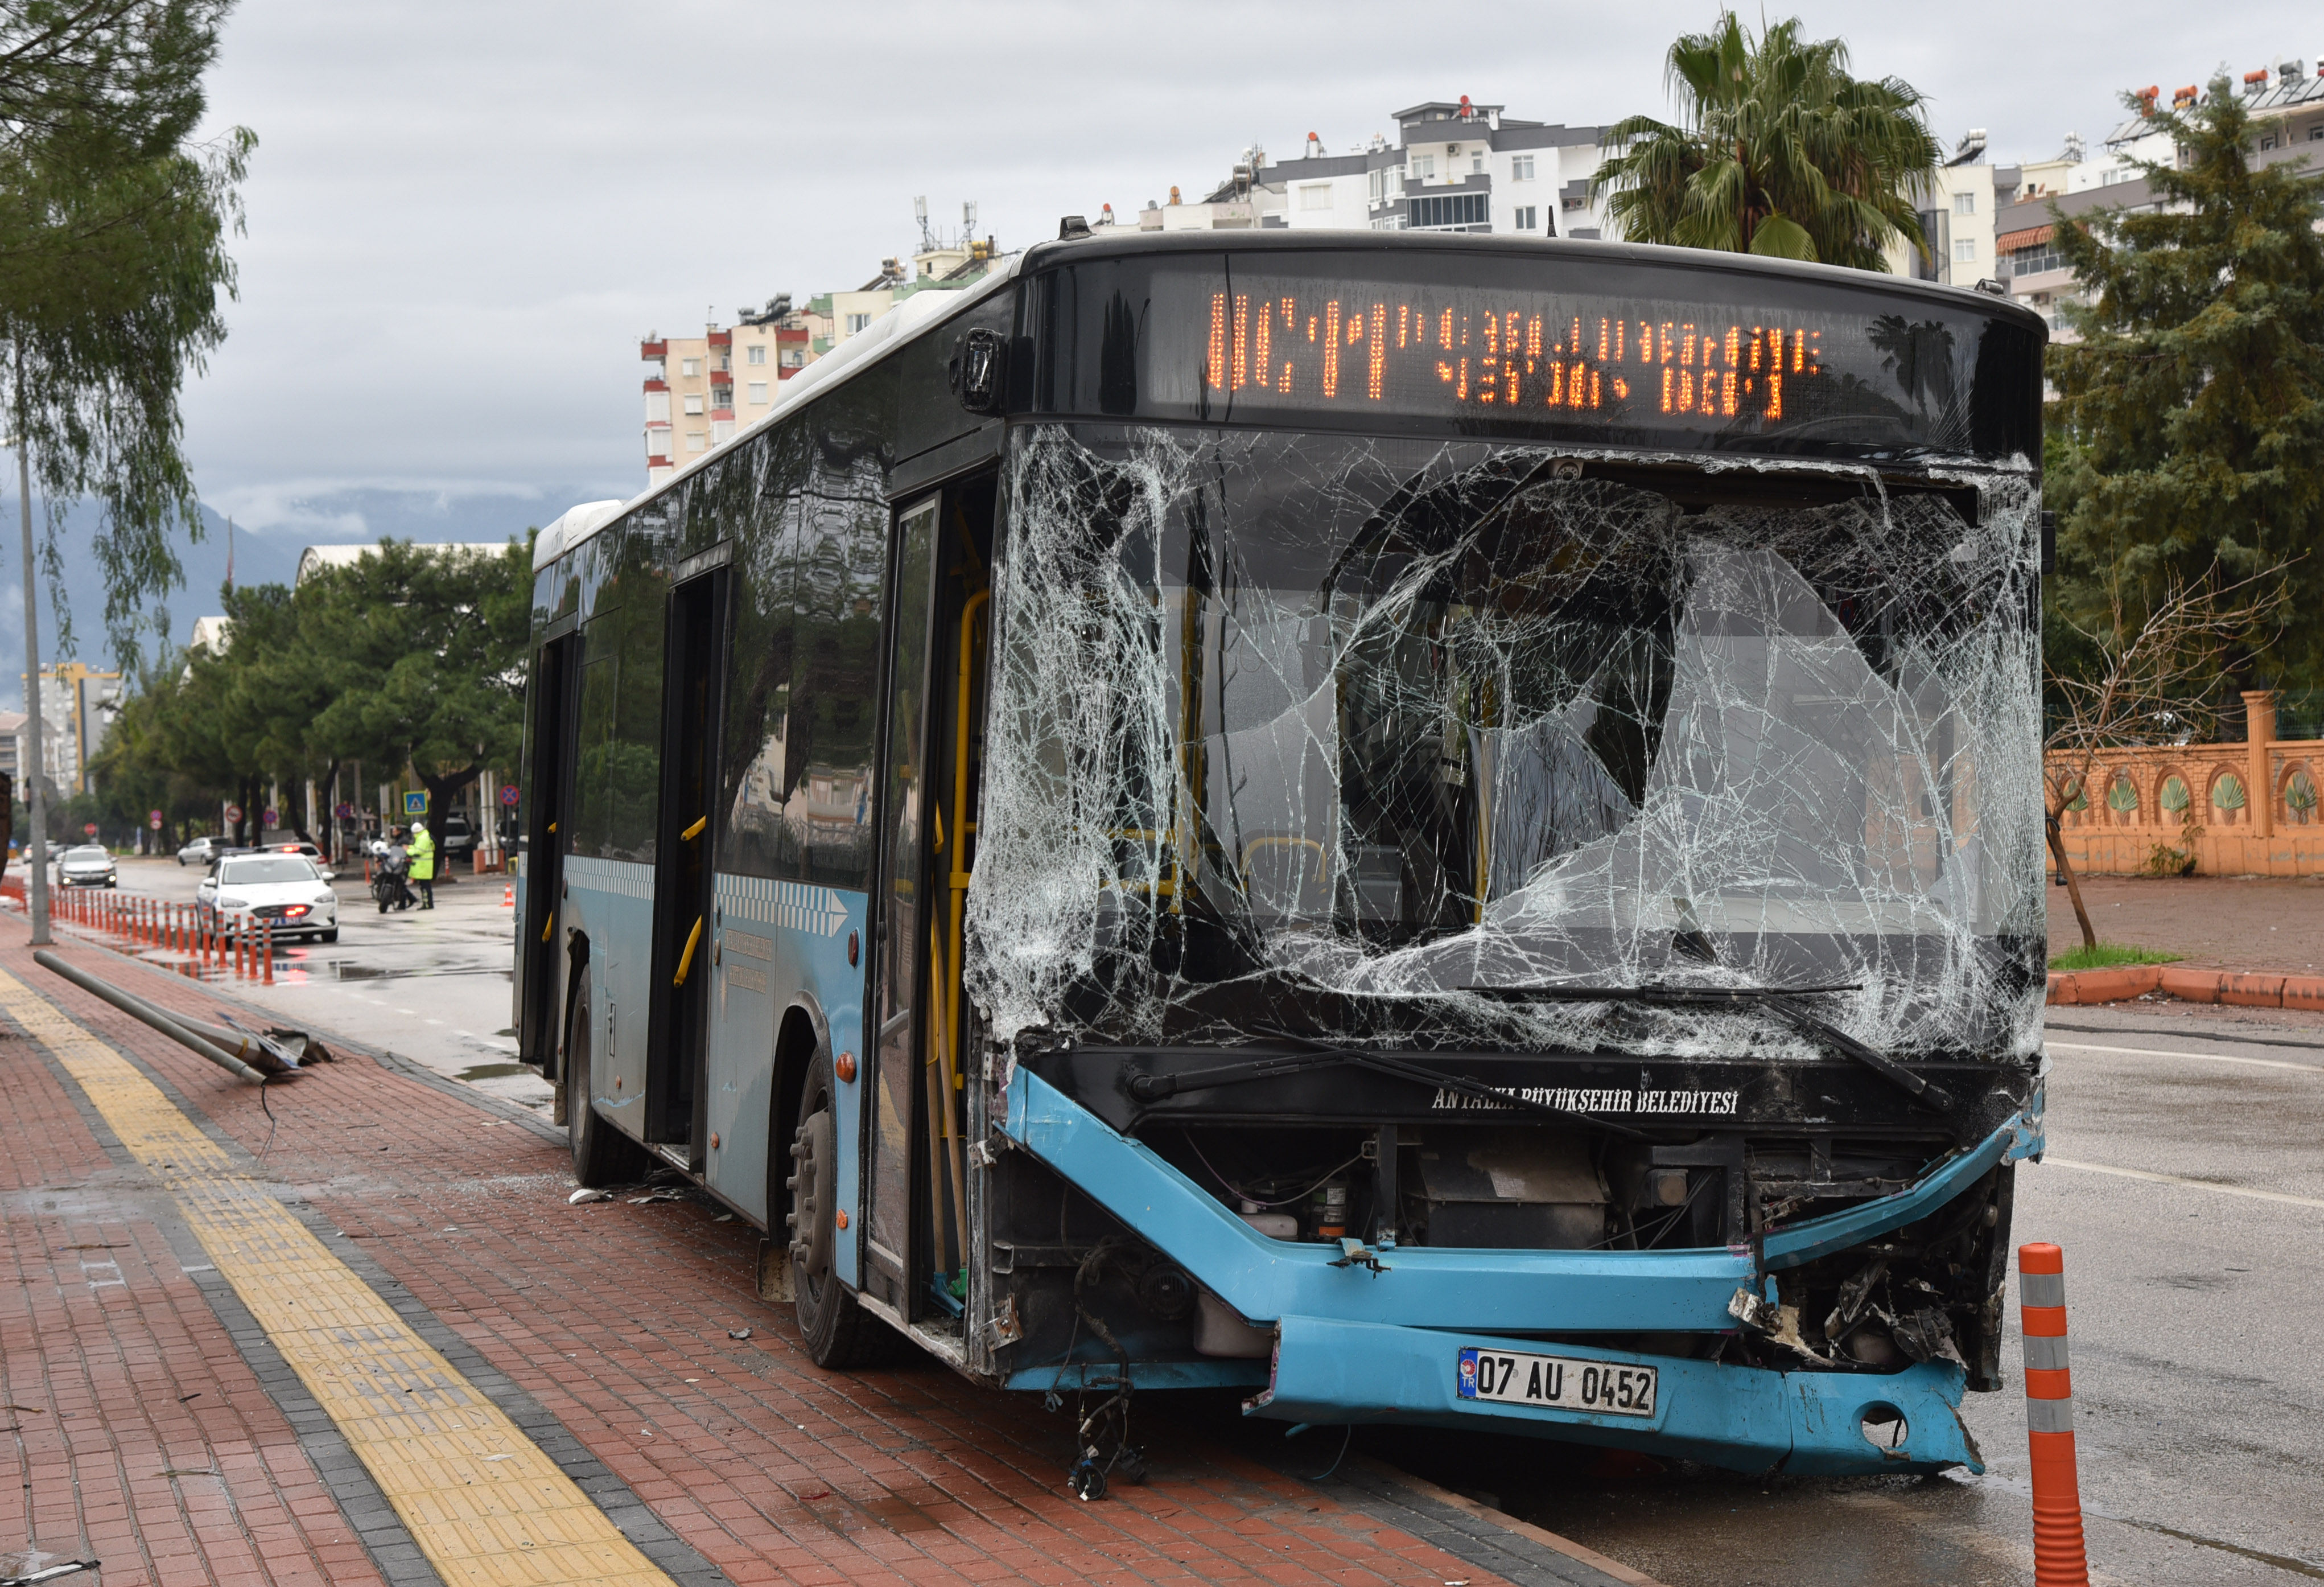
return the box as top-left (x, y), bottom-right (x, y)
top-left (786, 1050), bottom-right (897, 1368)
top-left (567, 982), bottom-right (642, 1187)
top-left (320, 928), bottom-right (339, 943)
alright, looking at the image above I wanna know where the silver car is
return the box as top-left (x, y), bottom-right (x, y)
top-left (178, 834), bottom-right (223, 866)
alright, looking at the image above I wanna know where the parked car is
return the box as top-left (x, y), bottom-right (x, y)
top-left (177, 835), bottom-right (222, 866)
top-left (56, 844), bottom-right (117, 889)
top-left (438, 813), bottom-right (476, 864)
top-left (197, 853), bottom-right (339, 943)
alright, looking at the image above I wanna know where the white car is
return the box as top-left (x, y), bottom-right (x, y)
top-left (197, 853), bottom-right (340, 943)
top-left (56, 844), bottom-right (117, 889)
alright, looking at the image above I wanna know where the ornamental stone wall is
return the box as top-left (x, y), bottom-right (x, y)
top-left (2047, 690), bottom-right (2324, 877)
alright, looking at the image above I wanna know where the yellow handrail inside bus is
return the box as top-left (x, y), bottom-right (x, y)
top-left (681, 815), bottom-right (706, 841)
top-left (673, 916), bottom-right (703, 986)
top-left (946, 589), bottom-right (990, 1101)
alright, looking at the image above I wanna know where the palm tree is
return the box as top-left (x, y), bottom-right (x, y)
top-left (1590, 15), bottom-right (1940, 270)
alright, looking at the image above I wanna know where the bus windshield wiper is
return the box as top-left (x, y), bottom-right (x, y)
top-left (1127, 1037), bottom-right (1650, 1138)
top-left (1464, 981), bottom-right (1951, 1111)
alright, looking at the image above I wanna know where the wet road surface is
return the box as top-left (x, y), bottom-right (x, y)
top-left (110, 853), bottom-right (546, 1111)
top-left (84, 857), bottom-right (2324, 1584)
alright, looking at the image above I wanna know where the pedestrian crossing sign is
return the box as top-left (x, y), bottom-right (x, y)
top-left (403, 791), bottom-right (427, 815)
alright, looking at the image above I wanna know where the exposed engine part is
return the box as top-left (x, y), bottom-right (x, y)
top-left (1134, 1263), bottom-right (1195, 1321)
top-left (1409, 1129), bottom-right (1608, 1249)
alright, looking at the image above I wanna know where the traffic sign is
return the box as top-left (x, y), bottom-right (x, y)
top-left (262, 806), bottom-right (278, 828)
top-left (500, 783), bottom-right (521, 807)
top-left (402, 791), bottom-right (427, 816)
top-left (224, 803), bottom-right (243, 823)
top-left (333, 802), bottom-right (356, 820)
top-left (82, 823), bottom-right (97, 837)
top-left (149, 815), bottom-right (163, 830)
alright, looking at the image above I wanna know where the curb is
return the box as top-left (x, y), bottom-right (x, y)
top-left (2047, 965), bottom-right (2324, 1011)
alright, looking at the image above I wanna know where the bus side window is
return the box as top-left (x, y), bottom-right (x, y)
top-left (791, 446), bottom-right (885, 893)
top-left (719, 423), bottom-right (808, 881)
top-left (572, 647), bottom-right (619, 858)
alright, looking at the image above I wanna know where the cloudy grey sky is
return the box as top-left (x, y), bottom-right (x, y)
top-left (8, 0), bottom-right (2314, 688)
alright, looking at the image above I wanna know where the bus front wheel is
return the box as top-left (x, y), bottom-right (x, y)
top-left (786, 1050), bottom-right (898, 1368)
top-left (566, 984), bottom-right (641, 1187)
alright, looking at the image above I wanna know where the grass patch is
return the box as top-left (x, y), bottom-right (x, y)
top-left (2048, 941), bottom-right (2185, 972)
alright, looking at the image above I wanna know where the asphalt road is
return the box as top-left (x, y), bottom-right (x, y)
top-left (67, 856), bottom-right (2324, 1584)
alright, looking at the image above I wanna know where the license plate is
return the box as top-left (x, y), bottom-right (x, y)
top-left (1457, 1347), bottom-right (1658, 1418)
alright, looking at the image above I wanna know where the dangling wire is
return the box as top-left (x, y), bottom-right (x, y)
top-left (257, 1074), bottom-right (278, 1161)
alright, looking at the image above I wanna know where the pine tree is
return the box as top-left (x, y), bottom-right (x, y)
top-left (2046, 78), bottom-right (2324, 693)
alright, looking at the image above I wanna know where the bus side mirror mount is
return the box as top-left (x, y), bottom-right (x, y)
top-left (952, 328), bottom-right (1007, 415)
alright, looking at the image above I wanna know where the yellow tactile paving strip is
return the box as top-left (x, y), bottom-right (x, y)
top-left (0, 966), bottom-right (676, 1587)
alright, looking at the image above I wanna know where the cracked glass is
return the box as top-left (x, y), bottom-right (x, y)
top-left (965, 424), bottom-right (2044, 1066)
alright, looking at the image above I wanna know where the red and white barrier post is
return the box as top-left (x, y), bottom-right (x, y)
top-left (2020, 1242), bottom-right (2090, 1586)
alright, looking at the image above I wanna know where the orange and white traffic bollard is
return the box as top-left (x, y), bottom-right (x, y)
top-left (2020, 1242), bottom-right (2090, 1586)
top-left (262, 923), bottom-right (274, 984)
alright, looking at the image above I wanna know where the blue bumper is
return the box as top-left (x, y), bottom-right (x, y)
top-left (1258, 1316), bottom-right (1978, 1475)
top-left (1000, 1060), bottom-right (2043, 1475)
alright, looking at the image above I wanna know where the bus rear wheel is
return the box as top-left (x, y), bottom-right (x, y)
top-left (786, 1051), bottom-right (897, 1368)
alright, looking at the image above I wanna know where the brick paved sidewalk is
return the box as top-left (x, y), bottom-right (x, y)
top-left (0, 922), bottom-right (1642, 1587)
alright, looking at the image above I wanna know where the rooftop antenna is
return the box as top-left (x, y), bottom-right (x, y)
top-left (962, 199), bottom-right (978, 237)
top-left (915, 195), bottom-right (936, 250)
top-left (225, 515), bottom-right (233, 591)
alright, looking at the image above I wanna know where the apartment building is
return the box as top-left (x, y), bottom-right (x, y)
top-left (808, 239), bottom-right (1000, 356)
top-left (1994, 59), bottom-right (2324, 333)
top-left (641, 239), bottom-right (1002, 485)
top-left (18, 662), bottom-right (122, 797)
top-left (642, 313), bottom-right (813, 484)
top-left (1136, 97), bottom-right (1614, 242)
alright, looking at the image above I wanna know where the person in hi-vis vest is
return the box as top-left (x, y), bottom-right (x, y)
top-left (408, 820), bottom-right (435, 909)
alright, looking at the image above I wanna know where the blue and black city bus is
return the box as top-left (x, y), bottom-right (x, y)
top-left (515, 227), bottom-right (2049, 1485)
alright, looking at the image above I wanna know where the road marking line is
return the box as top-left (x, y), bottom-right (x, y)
top-left (2047, 1040), bottom-right (2322, 1074)
top-left (2046, 1157), bottom-right (2324, 1211)
top-left (0, 965), bottom-right (674, 1587)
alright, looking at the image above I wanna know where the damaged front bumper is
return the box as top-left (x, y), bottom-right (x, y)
top-left (1258, 1315), bottom-right (1979, 1474)
top-left (1001, 1062), bottom-right (2044, 1476)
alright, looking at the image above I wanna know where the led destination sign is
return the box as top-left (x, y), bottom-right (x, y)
top-left (1042, 250), bottom-right (2044, 458)
top-left (1205, 288), bottom-right (1826, 426)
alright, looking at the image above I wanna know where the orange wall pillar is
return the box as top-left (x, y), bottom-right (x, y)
top-left (2245, 690), bottom-right (2276, 839)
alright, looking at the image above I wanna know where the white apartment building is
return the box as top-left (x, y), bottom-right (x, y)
top-left (1144, 98), bottom-right (1616, 242)
top-left (1994, 59), bottom-right (2324, 333)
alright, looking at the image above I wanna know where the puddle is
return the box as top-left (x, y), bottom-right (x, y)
top-left (456, 1062), bottom-right (530, 1082)
top-left (327, 963), bottom-right (513, 981)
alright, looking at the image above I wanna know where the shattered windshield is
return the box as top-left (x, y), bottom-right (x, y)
top-left (965, 425), bottom-right (2045, 1062)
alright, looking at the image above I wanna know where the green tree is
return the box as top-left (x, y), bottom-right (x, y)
top-left (2045, 78), bottom-right (2324, 693)
top-left (1589, 14), bottom-right (1938, 269)
top-left (1, 0), bottom-right (252, 936)
top-left (302, 540), bottom-right (532, 850)
top-left (3, 1), bottom-right (253, 651)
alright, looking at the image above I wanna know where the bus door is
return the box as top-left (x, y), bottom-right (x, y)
top-left (519, 630), bottom-right (582, 1087)
top-left (646, 564), bottom-right (731, 1161)
top-left (866, 480), bottom-right (992, 1320)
